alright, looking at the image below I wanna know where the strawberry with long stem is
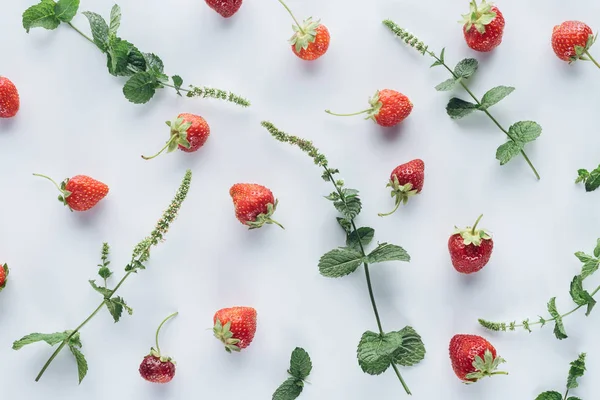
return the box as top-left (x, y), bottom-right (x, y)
top-left (326, 89), bottom-right (413, 127)
top-left (277, 0), bottom-right (330, 61)
top-left (139, 312), bottom-right (178, 383)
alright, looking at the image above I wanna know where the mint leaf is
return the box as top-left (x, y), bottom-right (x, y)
top-left (89, 280), bottom-right (112, 297)
top-left (68, 341), bottom-right (88, 384)
top-left (567, 397), bottom-right (582, 400)
top-left (480, 86), bottom-right (515, 110)
top-left (12, 331), bottom-right (69, 350)
top-left (289, 347), bottom-right (312, 380)
top-left (367, 243), bottom-right (410, 264)
top-left (446, 97), bottom-right (478, 119)
top-left (106, 298), bottom-right (124, 322)
top-left (123, 72), bottom-right (158, 104)
top-left (496, 140), bottom-right (523, 165)
top-left (108, 4), bottom-right (121, 36)
top-left (127, 44), bottom-right (147, 73)
top-left (333, 195), bottom-right (362, 219)
top-left (318, 247), bottom-right (364, 278)
top-left (357, 331), bottom-right (403, 375)
top-left (82, 11), bottom-right (109, 51)
top-left (106, 37), bottom-right (130, 76)
top-left (172, 75), bottom-right (184, 96)
top-left (454, 58), bottom-right (478, 79)
top-left (595, 239), bottom-right (600, 258)
top-left (509, 121), bottom-right (542, 143)
top-left (575, 251), bottom-right (595, 263)
top-left (576, 169), bottom-right (589, 184)
top-left (430, 48), bottom-right (445, 67)
top-left (569, 276), bottom-right (596, 315)
top-left (584, 166), bottom-right (600, 192)
top-left (547, 297), bottom-right (568, 340)
top-left (577, 251), bottom-right (600, 280)
top-left (144, 53), bottom-right (164, 74)
top-left (347, 227), bottom-right (374, 250)
top-left (98, 267), bottom-right (112, 279)
top-left (272, 377), bottom-right (303, 400)
top-left (336, 217), bottom-right (352, 234)
top-left (567, 353), bottom-right (586, 389)
top-left (54, 0), bottom-right (79, 22)
top-left (435, 78), bottom-right (457, 91)
top-left (535, 392), bottom-right (562, 400)
top-left (392, 326), bottom-right (426, 366)
top-left (23, 0), bottom-right (61, 33)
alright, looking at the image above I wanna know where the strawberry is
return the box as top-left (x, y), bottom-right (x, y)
top-left (552, 21), bottom-right (598, 65)
top-left (229, 183), bottom-right (284, 229)
top-left (326, 89), bottom-right (413, 127)
top-left (379, 159), bottom-right (424, 217)
top-left (461, 0), bottom-right (505, 52)
top-left (277, 0), bottom-right (330, 61)
top-left (205, 0), bottom-right (243, 18)
top-left (448, 214), bottom-right (493, 274)
top-left (449, 334), bottom-right (507, 382)
top-left (0, 264), bottom-right (9, 292)
top-left (33, 173), bottom-right (109, 212)
top-left (213, 306), bottom-right (257, 352)
top-left (139, 312), bottom-right (178, 384)
top-left (142, 113), bottom-right (210, 160)
top-left (0, 76), bottom-right (20, 118)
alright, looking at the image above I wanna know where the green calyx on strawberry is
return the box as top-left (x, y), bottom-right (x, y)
top-left (213, 319), bottom-right (242, 353)
top-left (378, 177), bottom-right (418, 217)
top-left (366, 90), bottom-right (385, 122)
top-left (247, 200), bottom-right (282, 230)
top-left (290, 17), bottom-right (321, 53)
top-left (455, 214), bottom-right (491, 246)
top-left (147, 347), bottom-right (175, 364)
top-left (141, 118), bottom-right (192, 160)
top-left (461, 0), bottom-right (497, 34)
top-left (0, 264), bottom-right (9, 292)
top-left (465, 349), bottom-right (507, 382)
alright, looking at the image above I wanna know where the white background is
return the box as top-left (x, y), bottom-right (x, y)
top-left (2, 0), bottom-right (600, 399)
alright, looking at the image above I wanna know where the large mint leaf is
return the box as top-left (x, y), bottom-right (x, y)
top-left (392, 326), bottom-right (426, 366)
top-left (289, 347), bottom-right (312, 380)
top-left (13, 331), bottom-right (69, 350)
top-left (454, 58), bottom-right (478, 79)
top-left (54, 0), bottom-right (79, 22)
top-left (509, 121), bottom-right (542, 143)
top-left (367, 243), bottom-right (410, 264)
top-left (357, 331), bottom-right (403, 375)
top-left (272, 377), bottom-right (303, 400)
top-left (479, 86), bottom-right (515, 110)
top-left (547, 297), bottom-right (568, 340)
top-left (82, 11), bottom-right (109, 51)
top-left (446, 98), bottom-right (478, 119)
top-left (123, 72), bottom-right (158, 104)
top-left (346, 227), bottom-right (374, 250)
top-left (318, 248), bottom-right (363, 278)
top-left (23, 0), bottom-right (61, 33)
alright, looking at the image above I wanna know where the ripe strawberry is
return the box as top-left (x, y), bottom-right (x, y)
top-left (0, 76), bottom-right (20, 118)
top-left (142, 113), bottom-right (210, 160)
top-left (278, 0), bottom-right (330, 61)
top-left (139, 312), bottom-right (178, 384)
top-left (552, 21), bottom-right (598, 64)
top-left (213, 306), bottom-right (257, 352)
top-left (205, 0), bottom-right (243, 18)
top-left (449, 214), bottom-right (493, 274)
top-left (0, 264), bottom-right (9, 292)
top-left (229, 183), bottom-right (284, 229)
top-left (449, 334), bottom-right (507, 382)
top-left (33, 173), bottom-right (109, 212)
top-left (326, 89), bottom-right (413, 127)
top-left (379, 159), bottom-right (424, 217)
top-left (461, 0), bottom-right (505, 52)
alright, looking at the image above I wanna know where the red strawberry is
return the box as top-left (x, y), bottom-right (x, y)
top-left (142, 113), bottom-right (210, 160)
top-left (461, 1), bottom-right (505, 52)
top-left (229, 183), bottom-right (284, 229)
top-left (326, 89), bottom-right (413, 127)
top-left (278, 0), bottom-right (330, 61)
top-left (552, 21), bottom-right (598, 65)
top-left (33, 173), bottom-right (109, 212)
top-left (449, 334), bottom-right (507, 382)
top-left (205, 0), bottom-right (243, 18)
top-left (213, 306), bottom-right (257, 352)
top-left (0, 76), bottom-right (20, 118)
top-left (0, 264), bottom-right (9, 292)
top-left (139, 312), bottom-right (178, 384)
top-left (449, 214), bottom-right (493, 274)
top-left (379, 159), bottom-right (424, 217)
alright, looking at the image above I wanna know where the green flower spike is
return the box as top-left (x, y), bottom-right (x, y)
top-left (246, 200), bottom-right (285, 230)
top-left (278, 0), bottom-right (319, 52)
top-left (141, 118), bottom-right (192, 160)
top-left (377, 176), bottom-right (418, 217)
top-left (213, 319), bottom-right (241, 353)
top-left (461, 0), bottom-right (497, 34)
top-left (464, 349), bottom-right (508, 382)
top-left (0, 264), bottom-right (9, 292)
top-left (455, 214), bottom-right (491, 246)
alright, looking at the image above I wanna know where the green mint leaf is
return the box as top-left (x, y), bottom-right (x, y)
top-left (89, 280), bottom-right (112, 298)
top-left (106, 37), bottom-right (130, 76)
top-left (535, 392), bottom-right (563, 400)
top-left (547, 297), bottom-right (568, 340)
top-left (108, 4), bottom-right (121, 36)
top-left (575, 169), bottom-right (589, 184)
top-left (98, 266), bottom-right (112, 279)
top-left (127, 44), bottom-right (147, 74)
top-left (289, 347), bottom-right (312, 380)
top-left (392, 326), bottom-right (426, 366)
top-left (68, 342), bottom-right (88, 384)
top-left (12, 331), bottom-right (69, 350)
top-left (112, 296), bottom-right (133, 315)
top-left (333, 195), bottom-right (362, 219)
top-left (454, 58), bottom-right (478, 79)
top-left (575, 251), bottom-right (595, 263)
top-left (496, 140), bottom-right (523, 165)
top-left (318, 247), bottom-right (364, 278)
top-left (82, 11), bottom-right (109, 51)
top-left (106, 298), bottom-right (123, 322)
top-left (367, 243), bottom-right (410, 264)
top-left (23, 0), bottom-right (61, 33)
top-left (54, 0), bottom-right (79, 22)
top-left (272, 377), bottom-right (303, 400)
top-left (336, 217), bottom-right (352, 234)
top-left (446, 97), bottom-right (478, 119)
top-left (566, 397), bottom-right (582, 400)
top-left (578, 251), bottom-right (600, 280)
top-left (479, 86), bottom-right (515, 110)
top-left (123, 72), bottom-right (158, 104)
top-left (346, 227), bottom-right (375, 251)
top-left (143, 53), bottom-right (164, 74)
top-left (595, 239), bottom-right (600, 258)
top-left (569, 275), bottom-right (596, 315)
top-left (584, 166), bottom-right (600, 192)
top-left (440, 47), bottom-right (445, 63)
top-left (508, 121), bottom-right (542, 144)
top-left (357, 330), bottom-right (403, 375)
top-left (172, 75), bottom-right (184, 95)
top-left (567, 353), bottom-right (586, 389)
top-left (435, 78), bottom-right (457, 91)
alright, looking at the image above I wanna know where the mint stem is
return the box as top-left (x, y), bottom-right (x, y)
top-left (584, 50), bottom-right (600, 69)
top-left (67, 22), bottom-right (95, 45)
top-left (277, 0), bottom-right (305, 35)
top-left (155, 312), bottom-right (178, 356)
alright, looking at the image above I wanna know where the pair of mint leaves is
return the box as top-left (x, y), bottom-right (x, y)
top-left (536, 353), bottom-right (586, 400)
top-left (272, 348), bottom-right (312, 400)
top-left (576, 165), bottom-right (600, 192)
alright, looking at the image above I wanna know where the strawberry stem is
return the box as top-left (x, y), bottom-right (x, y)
top-left (155, 312), bottom-right (178, 356)
top-left (277, 0), bottom-right (305, 34)
top-left (32, 173), bottom-right (65, 194)
top-left (325, 109), bottom-right (372, 117)
top-left (584, 50), bottom-right (600, 69)
top-left (378, 198), bottom-right (401, 217)
top-left (141, 137), bottom-right (176, 160)
top-left (471, 214), bottom-right (483, 235)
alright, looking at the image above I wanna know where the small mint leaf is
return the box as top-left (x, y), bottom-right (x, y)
top-left (508, 121), bottom-right (542, 144)
top-left (569, 275), bottom-right (596, 315)
top-left (367, 243), bottom-right (410, 264)
top-left (446, 97), bottom-right (478, 119)
top-left (346, 227), bottom-right (375, 250)
top-left (12, 332), bottom-right (69, 350)
top-left (454, 58), bottom-right (478, 79)
top-left (479, 86), bottom-right (515, 110)
top-left (567, 353), bottom-right (586, 389)
top-left (108, 4), bottom-right (121, 36)
top-left (547, 297), bottom-right (568, 340)
top-left (172, 75), bottom-right (183, 95)
top-left (68, 342), bottom-right (88, 384)
top-left (496, 140), bottom-right (523, 165)
top-left (89, 280), bottom-right (112, 298)
top-left (435, 78), bottom-right (457, 91)
top-left (584, 165), bottom-right (600, 192)
top-left (534, 391), bottom-right (562, 400)
top-left (272, 377), bottom-right (303, 400)
top-left (289, 347), bottom-right (312, 380)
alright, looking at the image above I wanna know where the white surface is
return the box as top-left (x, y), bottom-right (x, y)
top-left (2, 0), bottom-right (600, 398)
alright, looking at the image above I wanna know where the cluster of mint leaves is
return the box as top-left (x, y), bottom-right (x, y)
top-left (536, 353), bottom-right (586, 400)
top-left (479, 239), bottom-right (600, 339)
top-left (383, 20), bottom-right (541, 180)
top-left (272, 348), bottom-right (312, 400)
top-left (22, 0), bottom-right (250, 106)
top-left (576, 164), bottom-right (600, 192)
top-left (12, 170), bottom-right (192, 383)
top-left (261, 121), bottom-right (425, 395)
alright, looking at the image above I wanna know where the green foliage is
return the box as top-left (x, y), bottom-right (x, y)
top-left (480, 86), bottom-right (515, 110)
top-left (13, 332), bottom-right (70, 350)
top-left (318, 248), bottom-right (364, 278)
top-left (547, 297), bottom-right (568, 339)
top-left (446, 98), bottom-right (478, 119)
top-left (392, 327), bottom-right (426, 366)
top-left (108, 4), bottom-right (120, 35)
top-left (357, 331), bottom-right (404, 375)
top-left (535, 392), bottom-right (562, 400)
top-left (55, 0), bottom-right (79, 22)
top-left (82, 11), bottom-right (109, 51)
top-left (454, 58), bottom-right (478, 79)
top-left (570, 276), bottom-right (596, 315)
top-left (172, 75), bottom-right (184, 95)
top-left (272, 348), bottom-right (312, 400)
top-left (68, 337), bottom-right (88, 384)
top-left (435, 78), bottom-right (457, 92)
top-left (367, 243), bottom-right (410, 264)
top-left (536, 353), bottom-right (586, 400)
top-left (347, 227), bottom-right (375, 250)
top-left (575, 165), bottom-right (600, 192)
top-left (123, 72), bottom-right (159, 104)
top-left (273, 378), bottom-right (303, 400)
top-left (22, 0), bottom-right (61, 32)
top-left (496, 121), bottom-right (541, 165)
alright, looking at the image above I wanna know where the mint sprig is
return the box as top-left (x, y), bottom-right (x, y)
top-left (22, 2), bottom-right (250, 107)
top-left (576, 164), bottom-right (600, 192)
top-left (13, 170), bottom-right (193, 383)
top-left (272, 348), bottom-right (312, 400)
top-left (262, 121), bottom-right (425, 395)
top-left (383, 20), bottom-right (541, 180)
top-left (535, 353), bottom-right (586, 400)
top-left (479, 239), bottom-right (600, 339)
